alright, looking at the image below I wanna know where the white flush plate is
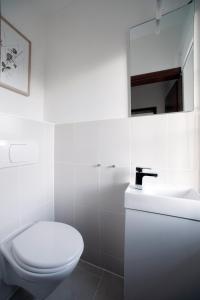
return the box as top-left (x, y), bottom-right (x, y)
top-left (0, 140), bottom-right (39, 168)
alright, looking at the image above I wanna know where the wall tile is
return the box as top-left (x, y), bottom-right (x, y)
top-left (55, 163), bottom-right (75, 226)
top-left (82, 247), bottom-right (102, 268)
top-left (167, 112), bottom-right (197, 171)
top-left (18, 165), bottom-right (45, 220)
top-left (166, 170), bottom-right (197, 188)
top-left (55, 112), bottom-right (199, 276)
top-left (101, 254), bottom-right (124, 277)
top-left (99, 167), bottom-right (130, 214)
top-left (74, 204), bottom-right (100, 252)
top-left (98, 119), bottom-right (131, 167)
top-left (75, 165), bottom-right (99, 209)
top-left (55, 124), bottom-right (75, 163)
top-left (0, 115), bottom-right (54, 242)
top-left (0, 168), bottom-right (20, 240)
top-left (74, 122), bottom-right (99, 165)
top-left (20, 202), bottom-right (54, 226)
top-left (131, 114), bottom-right (168, 170)
top-left (100, 211), bottom-right (125, 259)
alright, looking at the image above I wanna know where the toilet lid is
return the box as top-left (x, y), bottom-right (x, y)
top-left (11, 222), bottom-right (84, 270)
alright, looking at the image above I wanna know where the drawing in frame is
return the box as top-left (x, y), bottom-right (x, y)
top-left (0, 16), bottom-right (31, 96)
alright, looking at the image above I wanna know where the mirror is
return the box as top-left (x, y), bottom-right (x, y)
top-left (129, 1), bottom-right (194, 117)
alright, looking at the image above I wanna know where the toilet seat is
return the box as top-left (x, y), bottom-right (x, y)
top-left (11, 222), bottom-right (84, 274)
top-left (12, 250), bottom-right (80, 274)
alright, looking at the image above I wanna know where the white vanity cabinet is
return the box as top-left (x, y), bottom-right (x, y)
top-left (124, 184), bottom-right (200, 300)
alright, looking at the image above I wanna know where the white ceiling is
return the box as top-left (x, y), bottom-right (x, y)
top-left (162, 0), bottom-right (192, 12)
top-left (35, 0), bottom-right (74, 15)
top-left (2, 0), bottom-right (192, 25)
top-left (37, 0), bottom-right (191, 19)
top-left (2, 0), bottom-right (192, 19)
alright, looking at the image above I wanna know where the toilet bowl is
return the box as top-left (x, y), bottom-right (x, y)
top-left (0, 221), bottom-right (84, 300)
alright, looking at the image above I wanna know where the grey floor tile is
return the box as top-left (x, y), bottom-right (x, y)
top-left (9, 261), bottom-right (124, 300)
top-left (47, 262), bottom-right (102, 300)
top-left (78, 260), bottom-right (104, 277)
top-left (10, 288), bottom-right (34, 300)
top-left (94, 272), bottom-right (124, 300)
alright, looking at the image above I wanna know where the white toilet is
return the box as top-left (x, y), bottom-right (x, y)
top-left (0, 221), bottom-right (84, 299)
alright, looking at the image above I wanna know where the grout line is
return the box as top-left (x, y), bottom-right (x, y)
top-left (81, 259), bottom-right (124, 280)
top-left (92, 271), bottom-right (104, 300)
top-left (6, 288), bottom-right (19, 300)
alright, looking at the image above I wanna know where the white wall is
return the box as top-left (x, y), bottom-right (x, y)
top-left (44, 0), bottom-right (191, 123)
top-left (0, 114), bottom-right (54, 300)
top-left (1, 0), bottom-right (45, 121)
top-left (44, 0), bottom-right (160, 123)
top-left (0, 2), bottom-right (55, 298)
top-left (0, 1), bottom-right (55, 245)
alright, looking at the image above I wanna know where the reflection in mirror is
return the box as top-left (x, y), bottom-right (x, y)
top-left (129, 1), bottom-right (194, 117)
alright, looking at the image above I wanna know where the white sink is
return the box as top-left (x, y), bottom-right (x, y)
top-left (125, 183), bottom-right (200, 220)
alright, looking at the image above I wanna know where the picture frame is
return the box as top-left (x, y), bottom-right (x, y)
top-left (0, 16), bottom-right (31, 96)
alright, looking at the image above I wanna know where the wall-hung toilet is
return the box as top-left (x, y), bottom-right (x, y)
top-left (0, 221), bottom-right (84, 299)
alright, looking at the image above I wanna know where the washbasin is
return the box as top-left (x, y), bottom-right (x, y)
top-left (125, 183), bottom-right (200, 221)
top-left (135, 183), bottom-right (200, 199)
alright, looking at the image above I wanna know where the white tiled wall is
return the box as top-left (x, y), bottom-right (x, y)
top-left (0, 114), bottom-right (54, 300)
top-left (131, 112), bottom-right (199, 188)
top-left (55, 111), bottom-right (199, 276)
top-left (0, 114), bottom-right (54, 241)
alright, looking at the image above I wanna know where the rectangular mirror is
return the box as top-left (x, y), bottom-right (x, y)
top-left (129, 1), bottom-right (194, 117)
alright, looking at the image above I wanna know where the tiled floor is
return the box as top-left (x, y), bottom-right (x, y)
top-left (10, 260), bottom-right (124, 300)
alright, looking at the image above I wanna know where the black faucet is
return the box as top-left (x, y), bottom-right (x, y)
top-left (135, 167), bottom-right (158, 189)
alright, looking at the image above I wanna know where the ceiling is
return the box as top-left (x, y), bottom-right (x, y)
top-left (1, 0), bottom-right (192, 23)
top-left (34, 0), bottom-right (74, 15)
top-left (32, 0), bottom-right (192, 17)
top-left (162, 0), bottom-right (192, 12)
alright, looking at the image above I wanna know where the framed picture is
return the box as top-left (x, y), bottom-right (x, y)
top-left (0, 17), bottom-right (31, 96)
